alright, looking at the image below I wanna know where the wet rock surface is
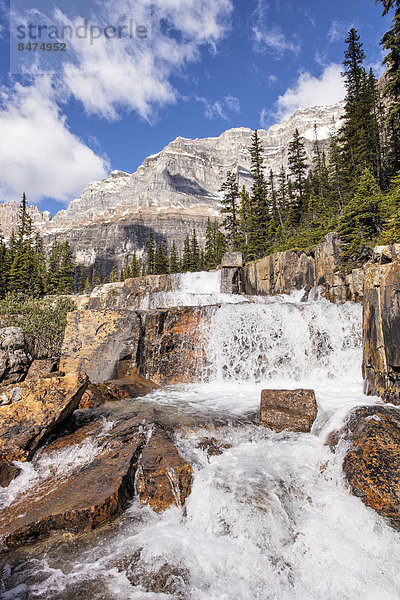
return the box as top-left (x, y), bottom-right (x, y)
top-left (0, 372), bottom-right (88, 464)
top-left (260, 389), bottom-right (317, 433)
top-left (197, 436), bottom-right (232, 456)
top-left (0, 416), bottom-right (146, 547)
top-left (138, 426), bottom-right (193, 512)
top-left (337, 406), bottom-right (400, 521)
top-left (116, 549), bottom-right (189, 598)
top-left (0, 327), bottom-right (31, 385)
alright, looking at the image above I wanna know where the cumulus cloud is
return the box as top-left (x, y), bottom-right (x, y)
top-left (60, 0), bottom-right (233, 120)
top-left (0, 0), bottom-right (233, 203)
top-left (270, 64), bottom-right (346, 123)
top-left (0, 77), bottom-right (109, 203)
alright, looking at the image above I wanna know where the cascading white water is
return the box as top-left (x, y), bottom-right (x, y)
top-left (3, 271), bottom-right (400, 600)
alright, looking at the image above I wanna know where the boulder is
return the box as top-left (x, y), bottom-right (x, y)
top-left (260, 389), bottom-right (317, 433)
top-left (337, 406), bottom-right (400, 521)
top-left (0, 458), bottom-right (21, 488)
top-left (104, 375), bottom-right (159, 400)
top-left (363, 261), bottom-right (400, 403)
top-left (197, 437), bottom-right (232, 457)
top-left (138, 427), bottom-right (193, 512)
top-left (59, 309), bottom-right (141, 383)
top-left (0, 372), bottom-right (88, 464)
top-left (0, 415), bottom-right (146, 546)
top-left (78, 383), bottom-right (109, 409)
top-left (25, 359), bottom-right (58, 380)
top-left (0, 327), bottom-right (31, 385)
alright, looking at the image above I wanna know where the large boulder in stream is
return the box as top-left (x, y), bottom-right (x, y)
top-left (260, 389), bottom-right (317, 433)
top-left (0, 327), bottom-right (31, 385)
top-left (0, 372), bottom-right (88, 466)
top-left (138, 426), bottom-right (193, 512)
top-left (0, 409), bottom-right (193, 546)
top-left (332, 406), bottom-right (400, 521)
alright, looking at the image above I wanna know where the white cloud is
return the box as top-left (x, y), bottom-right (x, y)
top-left (252, 24), bottom-right (300, 56)
top-left (251, 0), bottom-right (300, 57)
top-left (0, 77), bottom-right (109, 203)
top-left (196, 95), bottom-right (240, 120)
top-left (328, 20), bottom-right (354, 43)
top-left (59, 0), bottom-right (233, 120)
top-left (271, 64), bottom-right (346, 123)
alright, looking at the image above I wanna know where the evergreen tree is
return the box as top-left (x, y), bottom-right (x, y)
top-left (181, 235), bottom-right (191, 272)
top-left (78, 265), bottom-right (86, 293)
top-left (205, 219), bottom-right (227, 269)
top-left (130, 252), bottom-right (141, 278)
top-left (92, 267), bottom-right (101, 288)
top-left (377, 0), bottom-right (400, 174)
top-left (220, 171), bottom-right (240, 249)
top-left (154, 242), bottom-right (169, 274)
top-left (110, 264), bottom-right (118, 283)
top-left (249, 130), bottom-right (270, 257)
top-left (189, 229), bottom-right (201, 271)
top-left (339, 168), bottom-right (383, 270)
top-left (84, 276), bottom-right (92, 294)
top-left (146, 232), bottom-right (156, 275)
top-left (382, 170), bottom-right (400, 242)
top-left (169, 241), bottom-right (179, 273)
top-left (288, 129), bottom-right (308, 203)
top-left (58, 241), bottom-right (75, 294)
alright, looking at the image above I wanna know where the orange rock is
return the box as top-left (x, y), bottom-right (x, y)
top-left (138, 427), bottom-right (193, 512)
top-left (0, 416), bottom-right (145, 547)
top-left (25, 359), bottom-right (58, 380)
top-left (341, 406), bottom-right (400, 520)
top-left (0, 372), bottom-right (88, 464)
top-left (260, 389), bottom-right (317, 433)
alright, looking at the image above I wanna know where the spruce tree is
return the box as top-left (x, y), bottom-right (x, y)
top-left (220, 171), bottom-right (240, 249)
top-left (189, 229), bottom-right (201, 271)
top-left (249, 130), bottom-right (270, 258)
top-left (169, 241), bottom-right (179, 273)
top-left (130, 252), bottom-right (141, 278)
top-left (146, 232), bottom-right (156, 275)
top-left (181, 235), bottom-right (191, 272)
top-left (92, 267), bottom-right (101, 288)
top-left (58, 241), bottom-right (75, 294)
top-left (339, 168), bottom-right (383, 270)
top-left (154, 242), bottom-right (169, 274)
top-left (110, 264), bottom-right (118, 283)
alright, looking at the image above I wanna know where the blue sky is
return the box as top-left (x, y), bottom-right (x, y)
top-left (0, 0), bottom-right (393, 216)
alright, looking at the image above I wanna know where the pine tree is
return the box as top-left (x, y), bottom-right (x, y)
top-left (181, 235), bottom-right (191, 272)
top-left (339, 168), bottom-right (383, 270)
top-left (220, 171), bottom-right (240, 249)
top-left (189, 229), bottom-right (201, 271)
top-left (249, 130), bottom-right (270, 257)
top-left (110, 264), bottom-right (118, 283)
top-left (154, 242), bottom-right (169, 274)
top-left (84, 276), bottom-right (92, 294)
top-left (130, 252), bottom-right (141, 278)
top-left (169, 241), bottom-right (179, 273)
top-left (146, 232), bottom-right (156, 275)
top-left (92, 267), bottom-right (101, 288)
top-left (58, 241), bottom-right (75, 294)
top-left (381, 170), bottom-right (400, 242)
top-left (377, 0), bottom-right (400, 175)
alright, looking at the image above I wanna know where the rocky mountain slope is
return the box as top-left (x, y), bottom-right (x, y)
top-left (0, 102), bottom-right (344, 275)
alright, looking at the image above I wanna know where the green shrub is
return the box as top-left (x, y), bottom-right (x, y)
top-left (0, 294), bottom-right (75, 359)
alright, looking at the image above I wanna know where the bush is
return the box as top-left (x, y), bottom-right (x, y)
top-left (0, 294), bottom-right (75, 359)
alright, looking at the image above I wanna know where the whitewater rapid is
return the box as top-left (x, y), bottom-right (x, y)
top-left (2, 270), bottom-right (399, 600)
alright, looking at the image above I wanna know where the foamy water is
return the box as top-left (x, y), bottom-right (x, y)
top-left (2, 271), bottom-right (399, 600)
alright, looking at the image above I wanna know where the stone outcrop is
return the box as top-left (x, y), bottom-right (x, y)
top-left (220, 253), bottom-right (244, 294)
top-left (333, 406), bottom-right (400, 521)
top-left (0, 416), bottom-right (145, 546)
top-left (363, 260), bottom-right (400, 403)
top-left (59, 310), bottom-right (141, 383)
top-left (242, 233), bottom-right (364, 304)
top-left (25, 359), bottom-right (58, 380)
top-left (0, 372), bottom-right (88, 465)
top-left (0, 406), bottom-right (194, 546)
top-left (0, 327), bottom-right (31, 385)
top-left (138, 427), bottom-right (193, 512)
top-left (60, 305), bottom-right (213, 385)
top-left (260, 389), bottom-right (318, 433)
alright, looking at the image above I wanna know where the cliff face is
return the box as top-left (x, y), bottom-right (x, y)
top-left (0, 103), bottom-right (344, 275)
top-left (363, 248), bottom-right (400, 403)
top-left (242, 233), bottom-right (364, 304)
